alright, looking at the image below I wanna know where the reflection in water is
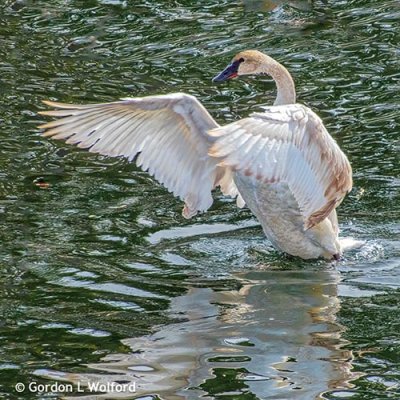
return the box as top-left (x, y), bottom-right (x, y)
top-left (35, 267), bottom-right (355, 399)
top-left (242, 0), bottom-right (314, 12)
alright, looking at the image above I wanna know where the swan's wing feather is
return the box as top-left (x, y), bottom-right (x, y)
top-left (209, 104), bottom-right (352, 228)
top-left (38, 93), bottom-right (240, 217)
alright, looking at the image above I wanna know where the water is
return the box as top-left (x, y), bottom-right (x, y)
top-left (0, 0), bottom-right (399, 399)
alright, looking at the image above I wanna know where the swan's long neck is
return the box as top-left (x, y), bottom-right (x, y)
top-left (259, 55), bottom-right (296, 106)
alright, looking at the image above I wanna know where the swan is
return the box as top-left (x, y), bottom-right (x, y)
top-left (38, 50), bottom-right (352, 260)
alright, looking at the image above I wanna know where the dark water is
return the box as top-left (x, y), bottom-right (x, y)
top-left (0, 0), bottom-right (399, 399)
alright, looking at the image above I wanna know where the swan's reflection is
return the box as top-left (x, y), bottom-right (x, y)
top-left (36, 267), bottom-right (355, 399)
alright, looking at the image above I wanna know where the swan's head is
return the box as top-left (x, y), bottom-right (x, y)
top-left (212, 50), bottom-right (269, 82)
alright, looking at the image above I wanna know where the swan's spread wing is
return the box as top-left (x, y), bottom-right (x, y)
top-left (38, 93), bottom-right (240, 217)
top-left (209, 104), bottom-right (352, 229)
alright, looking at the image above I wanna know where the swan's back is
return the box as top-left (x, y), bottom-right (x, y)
top-left (209, 104), bottom-right (352, 230)
top-left (209, 103), bottom-right (352, 259)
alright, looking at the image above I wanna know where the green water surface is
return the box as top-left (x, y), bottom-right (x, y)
top-left (0, 0), bottom-right (399, 399)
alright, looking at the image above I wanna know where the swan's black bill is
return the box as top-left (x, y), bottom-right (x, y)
top-left (212, 59), bottom-right (241, 82)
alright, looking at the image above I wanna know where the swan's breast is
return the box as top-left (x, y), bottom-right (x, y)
top-left (233, 173), bottom-right (339, 259)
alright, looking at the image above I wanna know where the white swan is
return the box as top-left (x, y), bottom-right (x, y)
top-left (38, 50), bottom-right (352, 260)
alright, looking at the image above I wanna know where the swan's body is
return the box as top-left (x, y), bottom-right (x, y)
top-left (38, 50), bottom-right (352, 260)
